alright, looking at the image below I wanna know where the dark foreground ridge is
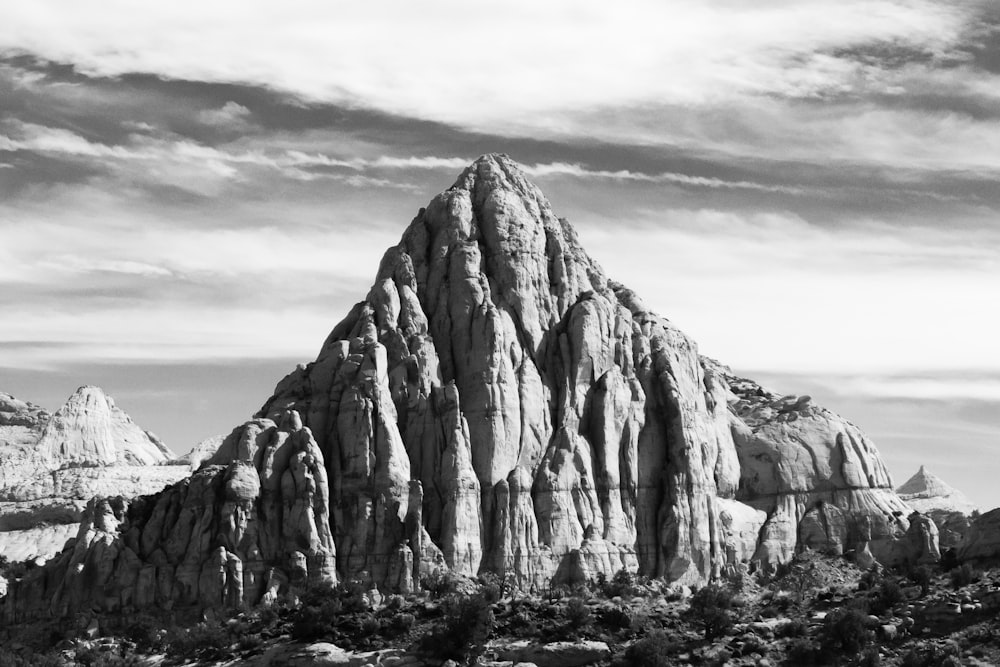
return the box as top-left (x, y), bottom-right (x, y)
top-left (3, 154), bottom-right (942, 624)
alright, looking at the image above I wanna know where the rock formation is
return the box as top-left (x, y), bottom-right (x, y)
top-left (897, 466), bottom-right (977, 548)
top-left (957, 508), bottom-right (1000, 562)
top-left (0, 387), bottom-right (187, 564)
top-left (2, 154), bottom-right (934, 622)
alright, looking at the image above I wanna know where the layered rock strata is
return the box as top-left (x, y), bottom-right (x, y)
top-left (3, 154), bottom-right (934, 621)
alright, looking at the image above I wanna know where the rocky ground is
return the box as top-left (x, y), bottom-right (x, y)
top-left (3, 550), bottom-right (1000, 666)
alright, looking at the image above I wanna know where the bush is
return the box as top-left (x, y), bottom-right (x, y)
top-left (421, 569), bottom-right (461, 599)
top-left (776, 619), bottom-right (808, 638)
top-left (949, 563), bottom-right (978, 589)
top-left (870, 579), bottom-right (904, 616)
top-left (858, 646), bottom-right (882, 667)
top-left (623, 630), bottom-right (677, 667)
top-left (599, 604), bottom-right (635, 631)
top-left (122, 613), bottom-right (165, 652)
top-left (688, 584), bottom-right (735, 641)
top-left (418, 592), bottom-right (494, 664)
top-left (597, 568), bottom-right (642, 598)
top-left (908, 565), bottom-right (933, 597)
top-left (165, 620), bottom-right (235, 662)
top-left (290, 578), bottom-right (376, 642)
top-left (386, 612), bottom-right (415, 638)
top-left (477, 571), bottom-right (513, 602)
top-left (939, 548), bottom-right (959, 572)
top-left (783, 639), bottom-right (822, 666)
top-left (900, 641), bottom-right (961, 667)
top-left (821, 608), bottom-right (873, 654)
top-left (563, 597), bottom-right (592, 634)
top-left (858, 568), bottom-right (881, 591)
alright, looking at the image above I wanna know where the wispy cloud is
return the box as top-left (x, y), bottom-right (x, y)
top-left (523, 161), bottom-right (804, 194)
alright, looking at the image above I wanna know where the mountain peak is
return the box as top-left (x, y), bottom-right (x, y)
top-left (36, 386), bottom-right (171, 467)
top-left (897, 466), bottom-right (977, 515)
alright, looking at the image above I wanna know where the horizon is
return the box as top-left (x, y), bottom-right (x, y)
top-left (2, 1), bottom-right (999, 509)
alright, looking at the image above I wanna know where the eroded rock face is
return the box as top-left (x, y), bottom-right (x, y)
top-left (3, 154), bottom-right (935, 621)
top-left (4, 415), bottom-right (337, 620)
top-left (0, 388), bottom-right (186, 564)
top-left (36, 386), bottom-right (173, 467)
top-left (722, 369), bottom-right (916, 568)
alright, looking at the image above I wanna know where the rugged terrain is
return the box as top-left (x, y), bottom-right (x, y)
top-left (0, 155), bottom-right (966, 627)
top-left (6, 550), bottom-right (1000, 666)
top-left (0, 387), bottom-right (188, 564)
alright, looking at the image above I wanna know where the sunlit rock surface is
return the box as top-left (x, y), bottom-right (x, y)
top-left (3, 154), bottom-right (937, 621)
top-left (0, 388), bottom-right (186, 565)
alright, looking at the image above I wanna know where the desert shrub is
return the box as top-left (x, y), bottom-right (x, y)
top-left (857, 646), bottom-right (882, 667)
top-left (689, 584), bottom-right (735, 641)
top-left (900, 641), bottom-right (961, 667)
top-left (421, 569), bottom-right (461, 599)
top-left (597, 568), bottom-right (642, 598)
top-left (939, 548), bottom-right (959, 572)
top-left (289, 578), bottom-right (377, 642)
top-left (122, 613), bottom-right (165, 652)
top-left (418, 591), bottom-right (495, 664)
top-left (386, 612), bottom-right (415, 638)
top-left (858, 568), bottom-right (881, 591)
top-left (599, 604), bottom-right (635, 630)
top-left (783, 639), bottom-right (822, 666)
top-left (821, 608), bottom-right (873, 654)
top-left (563, 597), bottom-right (592, 634)
top-left (164, 620), bottom-right (235, 662)
top-left (907, 565), bottom-right (933, 597)
top-left (623, 629), bottom-right (677, 667)
top-left (737, 634), bottom-right (768, 658)
top-left (477, 571), bottom-right (513, 602)
top-left (949, 563), bottom-right (978, 589)
top-left (776, 619), bottom-right (808, 638)
top-left (869, 579), bottom-right (904, 616)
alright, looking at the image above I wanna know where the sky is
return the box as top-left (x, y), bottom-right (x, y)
top-left (1, 0), bottom-right (998, 508)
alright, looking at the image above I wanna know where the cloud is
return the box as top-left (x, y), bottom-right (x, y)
top-left (0, 1), bottom-right (978, 132)
top-left (198, 101), bottom-right (251, 127)
top-left (572, 207), bottom-right (1000, 376)
top-left (523, 162), bottom-right (805, 194)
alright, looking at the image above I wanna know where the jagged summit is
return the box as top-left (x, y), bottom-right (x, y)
top-left (36, 385), bottom-right (172, 467)
top-left (898, 465), bottom-right (977, 515)
top-left (5, 156), bottom-right (934, 622)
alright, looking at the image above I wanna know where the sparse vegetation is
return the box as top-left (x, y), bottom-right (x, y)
top-left (622, 629), bottom-right (677, 667)
top-left (949, 562), bottom-right (978, 589)
top-left (3, 549), bottom-right (1000, 666)
top-left (688, 583), bottom-right (735, 640)
top-left (822, 607), bottom-right (874, 653)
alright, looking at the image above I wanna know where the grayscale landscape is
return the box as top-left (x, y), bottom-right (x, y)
top-left (1, 3), bottom-right (999, 666)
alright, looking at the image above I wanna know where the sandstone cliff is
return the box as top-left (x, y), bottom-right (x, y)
top-left (2, 154), bottom-right (933, 621)
top-left (0, 387), bottom-right (187, 564)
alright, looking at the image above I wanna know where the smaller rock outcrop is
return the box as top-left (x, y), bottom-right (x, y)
top-left (897, 466), bottom-right (977, 516)
top-left (0, 387), bottom-right (188, 564)
top-left (897, 466), bottom-right (977, 548)
top-left (36, 386), bottom-right (173, 466)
